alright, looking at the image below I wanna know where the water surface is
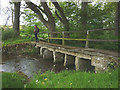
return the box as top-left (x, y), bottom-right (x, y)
top-left (1, 55), bottom-right (54, 78)
top-left (1, 54), bottom-right (67, 78)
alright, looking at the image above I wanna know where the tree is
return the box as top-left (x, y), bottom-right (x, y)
top-left (115, 1), bottom-right (120, 36)
top-left (26, 1), bottom-right (55, 36)
top-left (81, 0), bottom-right (88, 30)
top-left (13, 2), bottom-right (21, 35)
top-left (51, 0), bottom-right (69, 31)
top-left (23, 9), bottom-right (41, 26)
top-left (25, 0), bottom-right (70, 37)
top-left (50, 0), bottom-right (70, 37)
top-left (9, 1), bottom-right (14, 25)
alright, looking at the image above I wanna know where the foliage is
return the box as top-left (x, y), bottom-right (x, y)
top-left (52, 2), bottom-right (118, 51)
top-left (59, 2), bottom-right (117, 30)
top-left (58, 2), bottom-right (80, 31)
top-left (88, 30), bottom-right (118, 51)
top-left (2, 72), bottom-right (24, 88)
top-left (22, 2), bottom-right (117, 31)
top-left (23, 9), bottom-right (47, 29)
top-left (2, 29), bottom-right (16, 40)
top-left (2, 36), bottom-right (34, 46)
top-left (2, 27), bottom-right (48, 46)
top-left (20, 25), bottom-right (48, 37)
top-left (20, 26), bottom-right (35, 35)
top-left (23, 9), bottom-right (39, 26)
top-left (39, 33), bottom-right (48, 39)
top-left (103, 2), bottom-right (117, 28)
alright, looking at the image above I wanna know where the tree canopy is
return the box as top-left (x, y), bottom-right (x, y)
top-left (1, 0), bottom-right (119, 51)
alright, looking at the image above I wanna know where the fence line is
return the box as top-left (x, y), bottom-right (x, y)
top-left (38, 28), bottom-right (118, 48)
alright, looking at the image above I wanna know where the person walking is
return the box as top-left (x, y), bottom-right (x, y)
top-left (34, 25), bottom-right (39, 42)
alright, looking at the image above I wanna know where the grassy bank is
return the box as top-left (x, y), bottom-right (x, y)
top-left (2, 72), bottom-right (25, 88)
top-left (2, 68), bottom-right (119, 88)
top-left (2, 29), bottom-right (35, 46)
top-left (2, 36), bottom-right (34, 46)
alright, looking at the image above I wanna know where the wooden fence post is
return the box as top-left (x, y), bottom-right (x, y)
top-left (85, 30), bottom-right (89, 48)
top-left (62, 31), bottom-right (65, 45)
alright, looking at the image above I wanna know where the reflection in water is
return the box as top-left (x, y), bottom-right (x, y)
top-left (1, 55), bottom-right (67, 78)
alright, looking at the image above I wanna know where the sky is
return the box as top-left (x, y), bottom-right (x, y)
top-left (0, 0), bottom-right (26, 25)
top-left (0, 0), bottom-right (46, 26)
top-left (0, 0), bottom-right (11, 25)
top-left (0, 0), bottom-right (119, 26)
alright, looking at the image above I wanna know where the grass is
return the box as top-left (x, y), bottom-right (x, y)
top-left (2, 31), bottom-right (48, 46)
top-left (2, 28), bottom-right (35, 46)
top-left (2, 72), bottom-right (25, 88)
top-left (26, 69), bottom-right (118, 88)
top-left (2, 68), bottom-right (118, 88)
top-left (2, 36), bottom-right (34, 46)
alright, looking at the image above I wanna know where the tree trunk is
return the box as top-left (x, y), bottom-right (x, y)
top-left (115, 2), bottom-right (120, 36)
top-left (51, 0), bottom-right (70, 37)
top-left (41, 2), bottom-right (56, 37)
top-left (12, 9), bottom-right (14, 25)
top-left (13, 2), bottom-right (21, 36)
top-left (52, 2), bottom-right (69, 30)
top-left (26, 1), bottom-right (55, 37)
top-left (51, 0), bottom-right (70, 38)
top-left (81, 1), bottom-right (88, 31)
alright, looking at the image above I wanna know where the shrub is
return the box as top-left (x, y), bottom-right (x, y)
top-left (21, 26), bottom-right (34, 35)
top-left (2, 29), bottom-right (16, 40)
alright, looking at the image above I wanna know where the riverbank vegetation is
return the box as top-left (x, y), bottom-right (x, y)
top-left (2, 67), bottom-right (119, 88)
top-left (1, 25), bottom-right (119, 52)
top-left (2, 28), bottom-right (34, 46)
top-left (1, 1), bottom-right (119, 52)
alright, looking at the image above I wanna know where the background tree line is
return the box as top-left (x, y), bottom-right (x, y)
top-left (13, 0), bottom-right (119, 35)
top-left (2, 0), bottom-right (120, 51)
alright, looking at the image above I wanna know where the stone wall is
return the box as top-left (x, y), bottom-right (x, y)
top-left (2, 43), bottom-right (36, 57)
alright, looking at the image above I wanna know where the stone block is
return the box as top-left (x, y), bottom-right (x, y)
top-left (75, 57), bottom-right (94, 71)
top-left (64, 54), bottom-right (75, 66)
top-left (53, 51), bottom-right (65, 63)
top-left (43, 49), bottom-right (53, 60)
top-left (91, 56), bottom-right (113, 71)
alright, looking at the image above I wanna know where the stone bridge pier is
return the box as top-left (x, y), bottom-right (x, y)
top-left (38, 47), bottom-right (96, 71)
top-left (35, 41), bottom-right (118, 72)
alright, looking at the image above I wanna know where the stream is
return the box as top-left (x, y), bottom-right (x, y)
top-left (1, 54), bottom-right (66, 78)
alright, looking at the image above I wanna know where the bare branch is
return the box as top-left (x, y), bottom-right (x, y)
top-left (26, 2), bottom-right (48, 27)
top-left (41, 2), bottom-right (54, 22)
